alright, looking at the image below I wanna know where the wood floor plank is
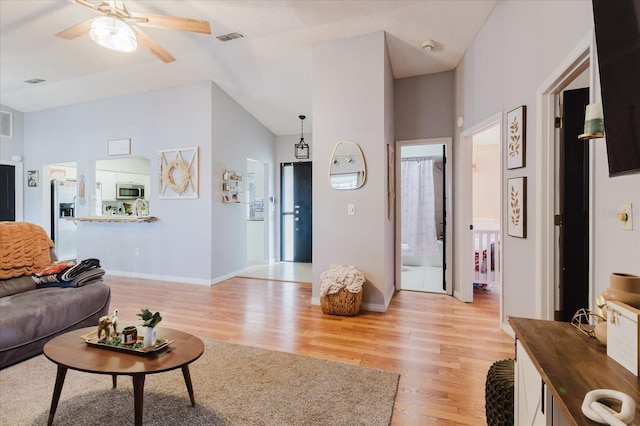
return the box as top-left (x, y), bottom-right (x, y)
top-left (105, 275), bottom-right (514, 425)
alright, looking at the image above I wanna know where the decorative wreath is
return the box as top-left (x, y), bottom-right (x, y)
top-left (163, 157), bottom-right (191, 194)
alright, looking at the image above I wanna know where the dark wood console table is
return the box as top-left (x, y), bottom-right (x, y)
top-left (509, 317), bottom-right (640, 425)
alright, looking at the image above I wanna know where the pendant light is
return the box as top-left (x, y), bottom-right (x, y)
top-left (578, 102), bottom-right (605, 140)
top-left (295, 115), bottom-right (310, 159)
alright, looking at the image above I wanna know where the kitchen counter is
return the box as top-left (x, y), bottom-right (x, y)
top-left (68, 216), bottom-right (157, 223)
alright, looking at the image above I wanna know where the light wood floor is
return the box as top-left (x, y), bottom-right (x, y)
top-left (106, 275), bottom-right (514, 425)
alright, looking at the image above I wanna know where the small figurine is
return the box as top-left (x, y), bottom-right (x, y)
top-left (97, 316), bottom-right (112, 341)
top-left (111, 309), bottom-right (119, 336)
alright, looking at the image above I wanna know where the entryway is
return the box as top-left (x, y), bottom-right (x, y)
top-left (280, 161), bottom-right (312, 263)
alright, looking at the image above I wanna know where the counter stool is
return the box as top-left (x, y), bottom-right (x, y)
top-left (485, 358), bottom-right (514, 425)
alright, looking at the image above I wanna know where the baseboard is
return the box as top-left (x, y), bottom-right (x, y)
top-left (501, 319), bottom-right (515, 338)
top-left (105, 269), bottom-right (211, 286)
top-left (106, 268), bottom-right (290, 287)
top-left (360, 302), bottom-right (388, 313)
top-left (211, 270), bottom-right (245, 285)
top-left (311, 296), bottom-right (387, 313)
top-left (453, 289), bottom-right (472, 302)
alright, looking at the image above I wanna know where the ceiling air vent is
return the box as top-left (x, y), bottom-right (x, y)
top-left (24, 78), bottom-right (45, 84)
top-left (216, 32), bottom-right (244, 42)
top-left (0, 111), bottom-right (13, 138)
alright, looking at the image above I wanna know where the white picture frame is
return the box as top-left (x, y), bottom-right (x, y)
top-left (27, 170), bottom-right (39, 187)
top-left (158, 147), bottom-right (199, 199)
top-left (108, 138), bottom-right (131, 156)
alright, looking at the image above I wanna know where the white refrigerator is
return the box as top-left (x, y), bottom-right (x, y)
top-left (51, 179), bottom-right (77, 261)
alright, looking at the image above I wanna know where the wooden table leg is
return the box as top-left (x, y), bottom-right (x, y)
top-left (181, 365), bottom-right (196, 406)
top-left (47, 365), bottom-right (68, 426)
top-left (112, 374), bottom-right (117, 388)
top-left (132, 374), bottom-right (145, 426)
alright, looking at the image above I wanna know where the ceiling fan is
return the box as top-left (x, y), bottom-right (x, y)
top-left (55, 0), bottom-right (211, 63)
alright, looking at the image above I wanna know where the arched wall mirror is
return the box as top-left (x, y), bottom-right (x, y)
top-left (329, 141), bottom-right (366, 190)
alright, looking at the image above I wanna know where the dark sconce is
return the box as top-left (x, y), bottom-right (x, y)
top-left (295, 115), bottom-right (310, 159)
top-left (578, 102), bottom-right (605, 140)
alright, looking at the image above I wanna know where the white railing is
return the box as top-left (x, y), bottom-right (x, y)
top-left (474, 229), bottom-right (500, 289)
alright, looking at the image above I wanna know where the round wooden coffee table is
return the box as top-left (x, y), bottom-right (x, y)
top-left (43, 327), bottom-right (204, 426)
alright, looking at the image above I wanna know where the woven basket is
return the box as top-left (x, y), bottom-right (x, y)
top-left (320, 288), bottom-right (362, 316)
top-left (485, 358), bottom-right (514, 426)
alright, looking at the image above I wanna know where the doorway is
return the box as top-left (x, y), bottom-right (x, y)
top-left (471, 123), bottom-right (501, 294)
top-left (396, 138), bottom-right (452, 294)
top-left (280, 161), bottom-right (312, 263)
top-left (556, 86), bottom-right (590, 321)
top-left (246, 159), bottom-right (268, 266)
top-left (48, 162), bottom-right (78, 261)
top-left (0, 163), bottom-right (17, 221)
top-left (536, 33), bottom-right (592, 320)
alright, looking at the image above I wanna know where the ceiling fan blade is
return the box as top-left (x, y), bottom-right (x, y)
top-left (133, 26), bottom-right (176, 63)
top-left (130, 12), bottom-right (211, 34)
top-left (72, 0), bottom-right (100, 12)
top-left (55, 18), bottom-right (94, 40)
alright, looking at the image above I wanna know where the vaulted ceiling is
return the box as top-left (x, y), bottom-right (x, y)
top-left (0, 0), bottom-right (498, 135)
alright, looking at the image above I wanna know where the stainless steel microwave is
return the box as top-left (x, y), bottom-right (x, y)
top-left (116, 183), bottom-right (145, 200)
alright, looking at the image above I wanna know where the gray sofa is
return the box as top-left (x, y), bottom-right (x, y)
top-left (0, 222), bottom-right (111, 369)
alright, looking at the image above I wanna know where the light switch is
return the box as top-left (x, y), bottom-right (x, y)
top-left (348, 204), bottom-right (355, 216)
top-left (618, 203), bottom-right (633, 230)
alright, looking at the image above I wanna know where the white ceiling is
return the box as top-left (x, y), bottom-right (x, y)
top-left (0, 0), bottom-right (498, 136)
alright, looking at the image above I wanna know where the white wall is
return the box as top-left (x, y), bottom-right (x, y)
top-left (312, 31), bottom-right (394, 311)
top-left (455, 0), bottom-right (640, 323)
top-left (20, 81), bottom-right (276, 284)
top-left (394, 72), bottom-right (455, 141)
top-left (593, 143), bottom-right (640, 297)
top-left (211, 82), bottom-right (276, 280)
top-left (0, 104), bottom-right (24, 162)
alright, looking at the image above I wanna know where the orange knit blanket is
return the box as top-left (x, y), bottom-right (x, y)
top-left (0, 222), bottom-right (55, 280)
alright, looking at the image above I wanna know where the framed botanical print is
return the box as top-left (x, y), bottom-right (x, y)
top-left (507, 177), bottom-right (527, 238)
top-left (507, 105), bottom-right (526, 169)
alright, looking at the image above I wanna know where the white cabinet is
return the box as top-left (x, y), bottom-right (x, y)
top-left (96, 170), bottom-right (117, 201)
top-left (515, 340), bottom-right (553, 425)
top-left (97, 170), bottom-right (149, 201)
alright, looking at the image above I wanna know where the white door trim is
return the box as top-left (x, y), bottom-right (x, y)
top-left (395, 137), bottom-right (453, 295)
top-left (0, 160), bottom-right (24, 221)
top-left (535, 31), bottom-right (594, 320)
top-left (459, 113), bottom-right (503, 304)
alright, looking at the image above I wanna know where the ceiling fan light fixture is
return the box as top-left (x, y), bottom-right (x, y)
top-left (89, 16), bottom-right (138, 53)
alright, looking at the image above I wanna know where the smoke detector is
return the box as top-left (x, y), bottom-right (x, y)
top-left (421, 40), bottom-right (435, 51)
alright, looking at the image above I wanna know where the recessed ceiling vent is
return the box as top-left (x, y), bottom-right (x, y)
top-left (24, 78), bottom-right (45, 84)
top-left (216, 32), bottom-right (244, 42)
top-left (0, 110), bottom-right (13, 138)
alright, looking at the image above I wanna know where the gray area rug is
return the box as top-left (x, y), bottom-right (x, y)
top-left (0, 338), bottom-right (399, 425)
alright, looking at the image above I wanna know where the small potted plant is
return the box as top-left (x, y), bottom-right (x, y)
top-left (137, 308), bottom-right (162, 348)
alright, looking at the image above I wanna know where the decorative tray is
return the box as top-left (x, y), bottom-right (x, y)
top-left (80, 330), bottom-right (173, 356)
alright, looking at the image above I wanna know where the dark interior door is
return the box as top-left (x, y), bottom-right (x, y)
top-left (559, 87), bottom-right (590, 322)
top-left (280, 162), bottom-right (312, 262)
top-left (0, 164), bottom-right (16, 221)
top-left (440, 144), bottom-right (447, 291)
